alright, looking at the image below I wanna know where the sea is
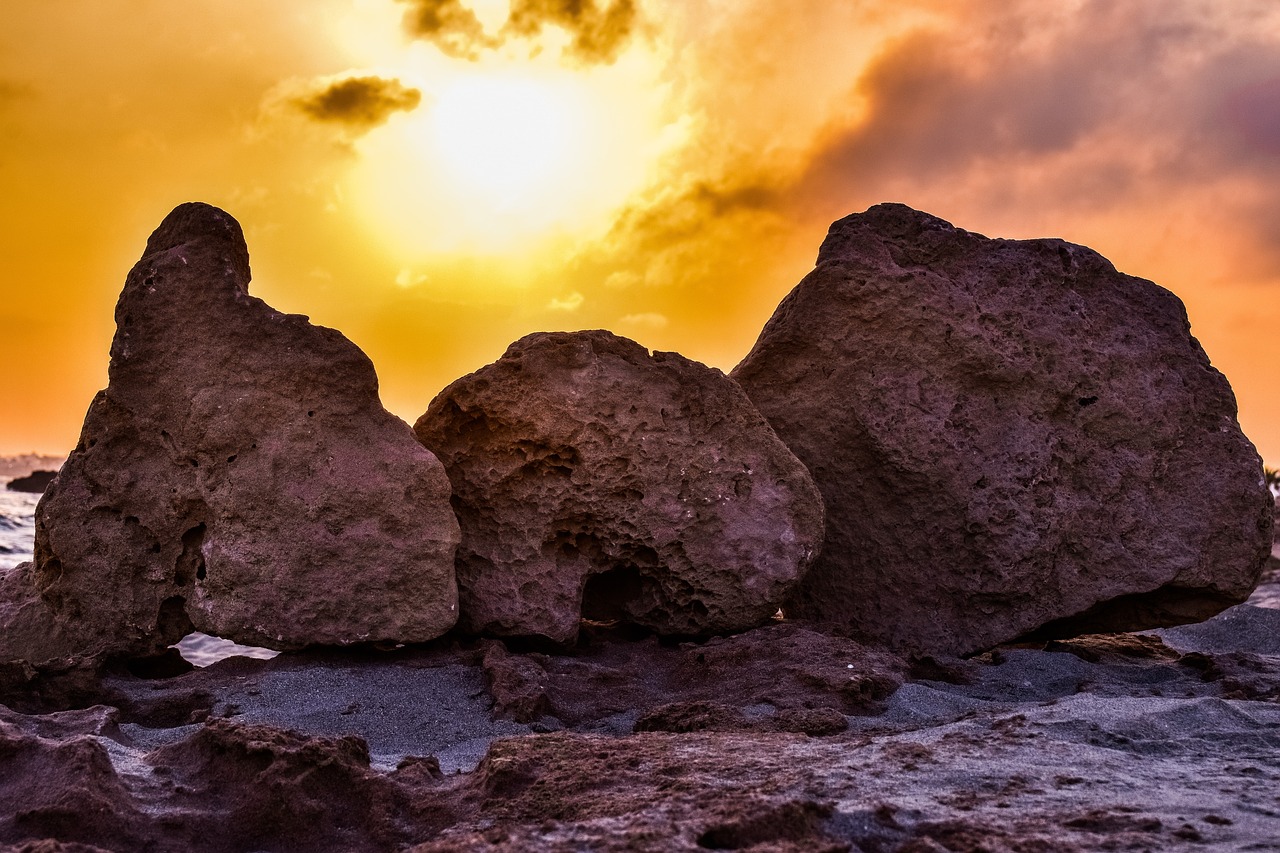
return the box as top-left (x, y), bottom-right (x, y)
top-left (0, 487), bottom-right (37, 571)
top-left (1, 478), bottom-right (276, 667)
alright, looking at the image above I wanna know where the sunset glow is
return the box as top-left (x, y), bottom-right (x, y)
top-left (351, 63), bottom-right (666, 255)
top-left (1, 1), bottom-right (1279, 466)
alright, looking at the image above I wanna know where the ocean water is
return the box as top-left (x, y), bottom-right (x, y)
top-left (174, 632), bottom-right (279, 667)
top-left (0, 481), bottom-right (276, 667)
top-left (0, 488), bottom-right (38, 571)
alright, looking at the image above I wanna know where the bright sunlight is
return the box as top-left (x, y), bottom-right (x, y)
top-left (349, 57), bottom-right (672, 260)
top-left (429, 77), bottom-right (584, 210)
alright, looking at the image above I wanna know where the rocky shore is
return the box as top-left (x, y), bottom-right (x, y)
top-left (0, 202), bottom-right (1275, 851)
top-left (1, 574), bottom-right (1278, 851)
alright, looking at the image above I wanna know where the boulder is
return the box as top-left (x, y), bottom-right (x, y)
top-left (21, 202), bottom-right (459, 662)
top-left (415, 330), bottom-right (824, 643)
top-left (731, 203), bottom-right (1273, 656)
top-left (6, 470), bottom-right (56, 494)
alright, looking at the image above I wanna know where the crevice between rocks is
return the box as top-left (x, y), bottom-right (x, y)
top-left (1017, 584), bottom-right (1244, 643)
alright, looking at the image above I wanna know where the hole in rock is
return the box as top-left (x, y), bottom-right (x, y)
top-left (125, 648), bottom-right (193, 679)
top-left (515, 439), bottom-right (579, 477)
top-left (156, 595), bottom-right (195, 644)
top-left (1077, 396), bottom-right (1098, 407)
top-left (581, 565), bottom-right (647, 623)
top-left (173, 523), bottom-right (206, 585)
top-left (1016, 584), bottom-right (1241, 645)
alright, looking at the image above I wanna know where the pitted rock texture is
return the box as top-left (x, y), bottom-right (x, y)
top-left (22, 202), bottom-right (459, 662)
top-left (732, 203), bottom-right (1272, 657)
top-left (415, 330), bottom-right (824, 643)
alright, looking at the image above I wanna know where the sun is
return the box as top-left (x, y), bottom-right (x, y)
top-left (324, 0), bottom-right (676, 262)
top-left (345, 46), bottom-right (673, 260)
top-left (428, 76), bottom-right (584, 211)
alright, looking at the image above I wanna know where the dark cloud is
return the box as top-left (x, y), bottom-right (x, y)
top-left (605, 177), bottom-right (783, 259)
top-left (397, 0), bottom-right (499, 61)
top-left (503, 0), bottom-right (638, 65)
top-left (1219, 72), bottom-right (1280, 159)
top-left (398, 0), bottom-right (638, 65)
top-left (292, 76), bottom-right (421, 129)
top-left (778, 1), bottom-right (1280, 246)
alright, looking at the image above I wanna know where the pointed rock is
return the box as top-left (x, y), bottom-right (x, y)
top-left (732, 203), bottom-right (1272, 656)
top-left (415, 330), bottom-right (824, 643)
top-left (24, 203), bottom-right (459, 661)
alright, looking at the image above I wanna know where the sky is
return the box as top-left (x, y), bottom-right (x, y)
top-left (2, 0), bottom-right (1279, 465)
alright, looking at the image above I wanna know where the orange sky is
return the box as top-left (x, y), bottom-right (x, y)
top-left (2, 1), bottom-right (1279, 465)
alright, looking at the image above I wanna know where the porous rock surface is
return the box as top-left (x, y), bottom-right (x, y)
top-left (15, 202), bottom-right (459, 663)
top-left (415, 330), bottom-right (824, 643)
top-left (732, 203), bottom-right (1273, 656)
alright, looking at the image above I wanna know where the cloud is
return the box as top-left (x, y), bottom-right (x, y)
top-left (547, 291), bottom-right (585, 311)
top-left (397, 0), bottom-right (499, 61)
top-left (603, 270), bottom-right (641, 289)
top-left (591, 0), bottom-right (1280, 285)
top-left (503, 0), bottom-right (639, 65)
top-left (398, 0), bottom-right (638, 65)
top-left (396, 268), bottom-right (430, 288)
top-left (1220, 72), bottom-right (1280, 159)
top-left (541, 0), bottom-right (1280, 395)
top-left (772, 1), bottom-right (1280, 269)
top-left (618, 312), bottom-right (668, 330)
top-left (291, 75), bottom-right (421, 130)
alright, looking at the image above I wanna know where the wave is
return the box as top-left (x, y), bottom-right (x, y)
top-left (0, 488), bottom-right (38, 571)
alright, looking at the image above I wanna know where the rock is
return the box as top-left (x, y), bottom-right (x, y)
top-left (732, 203), bottom-right (1273, 656)
top-left (427, 731), bottom-right (854, 852)
top-left (480, 621), bottom-right (906, 727)
top-left (415, 330), bottom-right (823, 644)
top-left (0, 709), bottom-right (148, 851)
top-left (480, 640), bottom-right (552, 722)
top-left (146, 720), bottom-right (422, 852)
top-left (1, 591), bottom-right (1278, 851)
top-left (6, 471), bottom-right (56, 494)
top-left (0, 562), bottom-right (100, 702)
top-left (22, 202), bottom-right (459, 663)
top-left (633, 700), bottom-right (753, 733)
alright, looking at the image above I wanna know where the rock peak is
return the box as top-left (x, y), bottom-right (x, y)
top-left (818, 203), bottom-right (961, 264)
top-left (19, 201), bottom-right (461, 662)
top-left (142, 202), bottom-right (251, 284)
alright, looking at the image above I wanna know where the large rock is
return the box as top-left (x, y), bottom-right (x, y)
top-left (731, 203), bottom-right (1273, 656)
top-left (414, 330), bottom-right (824, 644)
top-left (22, 202), bottom-right (459, 661)
top-left (6, 470), bottom-right (56, 494)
